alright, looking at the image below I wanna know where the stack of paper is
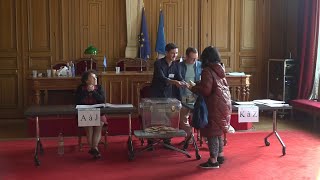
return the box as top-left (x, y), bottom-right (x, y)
top-left (234, 101), bottom-right (255, 105)
top-left (76, 103), bottom-right (133, 109)
top-left (253, 99), bottom-right (285, 104)
top-left (76, 104), bottom-right (105, 109)
top-left (227, 72), bottom-right (246, 76)
top-left (105, 103), bottom-right (133, 108)
top-left (252, 99), bottom-right (288, 107)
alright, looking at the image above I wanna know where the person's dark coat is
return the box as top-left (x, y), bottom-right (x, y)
top-left (191, 63), bottom-right (231, 137)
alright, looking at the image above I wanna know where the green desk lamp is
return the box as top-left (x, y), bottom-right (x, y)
top-left (84, 45), bottom-right (98, 70)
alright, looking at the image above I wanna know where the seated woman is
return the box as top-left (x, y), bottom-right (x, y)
top-left (75, 70), bottom-right (107, 159)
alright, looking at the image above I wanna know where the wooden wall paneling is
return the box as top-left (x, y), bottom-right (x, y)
top-left (200, 0), bottom-right (234, 72)
top-left (21, 0), bottom-right (57, 114)
top-left (25, 0), bottom-right (58, 72)
top-left (235, 0), bottom-right (259, 99)
top-left (0, 70), bottom-right (18, 107)
top-left (0, 0), bottom-right (302, 119)
top-left (0, 0), bottom-right (17, 52)
top-left (27, 0), bottom-right (51, 52)
top-left (256, 0), bottom-right (270, 99)
top-left (144, 0), bottom-right (198, 59)
top-left (74, 0), bottom-right (126, 70)
top-left (284, 0), bottom-right (299, 59)
top-left (260, 0), bottom-right (299, 98)
top-left (269, 0), bottom-right (286, 58)
top-left (0, 70), bottom-right (22, 118)
top-left (0, 0), bottom-right (24, 118)
top-left (51, 0), bottom-right (63, 62)
top-left (101, 76), bottom-right (126, 104)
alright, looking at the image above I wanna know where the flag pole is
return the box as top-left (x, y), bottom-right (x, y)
top-left (140, 43), bottom-right (143, 72)
top-left (138, 33), bottom-right (143, 72)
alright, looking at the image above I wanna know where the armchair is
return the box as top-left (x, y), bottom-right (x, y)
top-left (52, 62), bottom-right (67, 70)
top-left (75, 58), bottom-right (97, 76)
top-left (116, 58), bottom-right (150, 72)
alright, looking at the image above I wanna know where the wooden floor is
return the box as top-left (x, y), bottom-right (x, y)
top-left (0, 113), bottom-right (319, 139)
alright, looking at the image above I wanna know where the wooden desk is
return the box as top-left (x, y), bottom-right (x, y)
top-left (99, 71), bottom-right (153, 109)
top-left (27, 72), bottom-right (251, 107)
top-left (27, 77), bottom-right (81, 105)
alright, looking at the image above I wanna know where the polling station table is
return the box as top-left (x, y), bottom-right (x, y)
top-left (24, 105), bottom-right (135, 166)
top-left (182, 102), bottom-right (292, 156)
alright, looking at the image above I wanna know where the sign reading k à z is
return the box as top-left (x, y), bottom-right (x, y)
top-left (238, 105), bottom-right (259, 122)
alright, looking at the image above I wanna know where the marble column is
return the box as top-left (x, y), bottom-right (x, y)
top-left (125, 0), bottom-right (144, 58)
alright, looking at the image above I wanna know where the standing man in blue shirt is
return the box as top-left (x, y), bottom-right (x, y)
top-left (151, 43), bottom-right (187, 98)
top-left (179, 47), bottom-right (202, 144)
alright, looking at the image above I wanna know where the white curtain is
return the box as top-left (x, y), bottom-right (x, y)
top-left (310, 17), bottom-right (320, 100)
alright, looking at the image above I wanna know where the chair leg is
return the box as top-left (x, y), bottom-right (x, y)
top-left (78, 128), bottom-right (83, 151)
top-left (104, 125), bottom-right (108, 149)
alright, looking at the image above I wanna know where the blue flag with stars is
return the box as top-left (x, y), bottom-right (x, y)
top-left (139, 8), bottom-right (151, 60)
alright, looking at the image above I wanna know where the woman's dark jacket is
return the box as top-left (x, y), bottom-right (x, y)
top-left (191, 63), bottom-right (232, 137)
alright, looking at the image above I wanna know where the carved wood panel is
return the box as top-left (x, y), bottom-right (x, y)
top-left (60, 0), bottom-right (127, 68)
top-left (236, 0), bottom-right (259, 99)
top-left (0, 0), bottom-right (23, 118)
top-left (0, 70), bottom-right (22, 118)
top-left (143, 0), bottom-right (199, 59)
top-left (200, 0), bottom-right (234, 72)
top-left (0, 0), bottom-right (17, 52)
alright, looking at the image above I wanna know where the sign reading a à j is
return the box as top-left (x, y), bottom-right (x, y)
top-left (77, 108), bottom-right (101, 127)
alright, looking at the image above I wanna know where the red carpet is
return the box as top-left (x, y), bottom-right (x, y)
top-left (0, 131), bottom-right (319, 180)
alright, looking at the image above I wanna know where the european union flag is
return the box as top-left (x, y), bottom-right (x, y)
top-left (155, 9), bottom-right (166, 57)
top-left (139, 8), bottom-right (151, 60)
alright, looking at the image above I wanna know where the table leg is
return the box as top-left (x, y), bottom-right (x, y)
top-left (127, 113), bottom-right (134, 160)
top-left (34, 116), bottom-right (43, 166)
top-left (264, 110), bottom-right (286, 155)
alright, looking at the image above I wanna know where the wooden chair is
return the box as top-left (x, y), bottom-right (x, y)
top-left (77, 116), bottom-right (108, 151)
top-left (116, 58), bottom-right (150, 72)
top-left (136, 82), bottom-right (152, 145)
top-left (137, 82), bottom-right (152, 113)
top-left (75, 58), bottom-right (97, 76)
top-left (52, 62), bottom-right (67, 70)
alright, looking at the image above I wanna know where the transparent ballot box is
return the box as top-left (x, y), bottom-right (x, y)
top-left (139, 98), bottom-right (182, 133)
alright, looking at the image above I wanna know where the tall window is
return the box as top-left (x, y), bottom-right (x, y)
top-left (310, 17), bottom-right (320, 100)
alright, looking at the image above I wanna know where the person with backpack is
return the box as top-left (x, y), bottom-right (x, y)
top-left (188, 46), bottom-right (232, 169)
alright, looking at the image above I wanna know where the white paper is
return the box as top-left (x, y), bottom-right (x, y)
top-left (227, 72), bottom-right (246, 76)
top-left (76, 104), bottom-right (105, 109)
top-left (76, 103), bottom-right (133, 109)
top-left (235, 101), bottom-right (255, 105)
top-left (264, 103), bottom-right (290, 107)
top-left (238, 105), bottom-right (259, 122)
top-left (105, 103), bottom-right (133, 108)
top-left (253, 99), bottom-right (285, 104)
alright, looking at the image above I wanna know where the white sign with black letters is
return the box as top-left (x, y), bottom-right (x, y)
top-left (238, 105), bottom-right (259, 122)
top-left (77, 108), bottom-right (101, 127)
